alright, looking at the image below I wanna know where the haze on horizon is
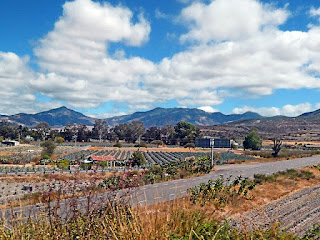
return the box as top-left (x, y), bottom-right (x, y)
top-left (1, 0), bottom-right (320, 118)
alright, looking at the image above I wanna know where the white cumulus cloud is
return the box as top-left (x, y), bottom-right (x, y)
top-left (180, 0), bottom-right (289, 43)
top-left (232, 103), bottom-right (315, 117)
top-left (198, 106), bottom-right (219, 113)
top-left (2, 0), bottom-right (320, 117)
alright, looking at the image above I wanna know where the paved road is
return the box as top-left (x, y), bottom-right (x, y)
top-left (2, 156), bottom-right (320, 222)
top-left (132, 155), bottom-right (320, 206)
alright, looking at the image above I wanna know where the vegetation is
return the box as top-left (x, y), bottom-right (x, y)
top-left (56, 159), bottom-right (70, 170)
top-left (113, 142), bottom-right (122, 148)
top-left (174, 121), bottom-right (199, 145)
top-left (253, 169), bottom-right (315, 184)
top-left (184, 142), bottom-right (195, 149)
top-left (150, 139), bottom-right (164, 147)
top-left (272, 137), bottom-right (282, 157)
top-left (134, 141), bottom-right (148, 148)
top-left (129, 150), bottom-right (147, 167)
top-left (0, 202), bottom-right (305, 239)
top-left (188, 176), bottom-right (255, 208)
top-left (243, 129), bottom-right (262, 150)
top-left (40, 140), bottom-right (56, 159)
top-left (92, 119), bottom-right (108, 142)
top-left (55, 136), bottom-right (64, 143)
top-left (100, 156), bottom-right (214, 190)
top-left (246, 149), bottom-right (320, 159)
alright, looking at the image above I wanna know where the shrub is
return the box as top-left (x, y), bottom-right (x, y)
top-left (254, 169), bottom-right (315, 184)
top-left (113, 142), bottom-right (122, 148)
top-left (56, 136), bottom-right (65, 143)
top-left (130, 150), bottom-right (147, 167)
top-left (188, 176), bottom-right (255, 208)
top-left (184, 142), bottom-right (195, 149)
top-left (150, 140), bottom-right (164, 147)
top-left (134, 141), bottom-right (147, 148)
top-left (243, 129), bottom-right (262, 150)
top-left (57, 159), bottom-right (70, 170)
top-left (40, 140), bottom-right (56, 158)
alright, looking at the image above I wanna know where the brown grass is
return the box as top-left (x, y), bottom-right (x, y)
top-left (0, 171), bottom-right (114, 183)
top-left (137, 166), bottom-right (320, 228)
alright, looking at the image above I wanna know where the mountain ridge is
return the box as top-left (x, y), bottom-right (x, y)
top-left (0, 106), bottom-right (263, 128)
top-left (2, 106), bottom-right (320, 129)
top-left (104, 107), bottom-right (262, 128)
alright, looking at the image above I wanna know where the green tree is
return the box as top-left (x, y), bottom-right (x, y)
top-left (35, 122), bottom-right (51, 141)
top-left (93, 119), bottom-right (108, 142)
top-left (130, 150), bottom-right (147, 167)
top-left (56, 136), bottom-right (65, 144)
top-left (184, 142), bottom-right (195, 152)
top-left (40, 140), bottom-right (56, 158)
top-left (150, 140), bottom-right (164, 147)
top-left (243, 129), bottom-right (262, 150)
top-left (174, 121), bottom-right (197, 145)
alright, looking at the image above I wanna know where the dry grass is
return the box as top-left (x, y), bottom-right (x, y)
top-left (0, 171), bottom-right (115, 183)
top-left (137, 166), bottom-right (320, 227)
top-left (0, 167), bottom-right (318, 239)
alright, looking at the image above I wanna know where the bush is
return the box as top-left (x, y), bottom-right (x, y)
top-left (56, 136), bottom-right (65, 144)
top-left (150, 140), bottom-right (164, 147)
top-left (188, 176), bottom-right (255, 208)
top-left (40, 140), bottom-right (56, 158)
top-left (134, 141), bottom-right (147, 148)
top-left (130, 150), bottom-right (147, 167)
top-left (243, 129), bottom-right (262, 150)
top-left (254, 169), bottom-right (315, 184)
top-left (113, 142), bottom-right (122, 148)
top-left (184, 143), bottom-right (195, 149)
top-left (57, 159), bottom-right (70, 170)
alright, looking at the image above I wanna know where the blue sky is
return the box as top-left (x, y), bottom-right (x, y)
top-left (1, 0), bottom-right (320, 118)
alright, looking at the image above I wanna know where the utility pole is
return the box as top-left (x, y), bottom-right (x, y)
top-left (210, 138), bottom-right (214, 167)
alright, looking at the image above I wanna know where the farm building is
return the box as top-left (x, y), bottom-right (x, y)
top-left (195, 138), bottom-right (231, 149)
top-left (1, 140), bottom-right (20, 146)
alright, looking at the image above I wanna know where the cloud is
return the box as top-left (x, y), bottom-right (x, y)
top-left (155, 9), bottom-right (169, 19)
top-left (0, 52), bottom-right (58, 115)
top-left (2, 0), bottom-right (320, 116)
top-left (87, 111), bottom-right (127, 119)
top-left (180, 0), bottom-right (289, 43)
top-left (198, 106), bottom-right (219, 113)
top-left (310, 7), bottom-right (320, 18)
top-left (232, 103), bottom-right (315, 117)
top-left (32, 0), bottom-right (154, 108)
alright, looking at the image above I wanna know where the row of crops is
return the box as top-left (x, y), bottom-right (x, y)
top-left (0, 166), bottom-right (58, 173)
top-left (58, 149), bottom-right (255, 166)
top-left (143, 151), bottom-right (255, 166)
top-left (59, 149), bottom-right (132, 161)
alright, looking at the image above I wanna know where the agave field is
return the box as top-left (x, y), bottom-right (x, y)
top-left (0, 145), bottom-right (256, 174)
top-left (143, 151), bottom-right (254, 166)
top-left (59, 149), bottom-right (132, 162)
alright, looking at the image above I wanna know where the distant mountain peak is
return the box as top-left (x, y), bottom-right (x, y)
top-left (3, 106), bottom-right (95, 127)
top-left (105, 107), bottom-right (263, 127)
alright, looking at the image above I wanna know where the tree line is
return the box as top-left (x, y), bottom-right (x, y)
top-left (0, 119), bottom-right (202, 146)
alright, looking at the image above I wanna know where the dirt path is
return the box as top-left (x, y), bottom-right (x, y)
top-left (232, 185), bottom-right (320, 236)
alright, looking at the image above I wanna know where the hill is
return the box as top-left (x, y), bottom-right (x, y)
top-left (0, 107), bottom-right (262, 128)
top-left (105, 107), bottom-right (262, 128)
top-left (205, 108), bottom-right (320, 140)
top-left (1, 106), bottom-right (96, 127)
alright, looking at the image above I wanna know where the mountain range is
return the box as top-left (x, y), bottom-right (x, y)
top-left (0, 106), bottom-right (262, 128)
top-left (105, 107), bottom-right (262, 128)
top-left (1, 106), bottom-right (320, 134)
top-left (0, 107), bottom-right (96, 127)
top-left (207, 110), bottom-right (320, 140)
